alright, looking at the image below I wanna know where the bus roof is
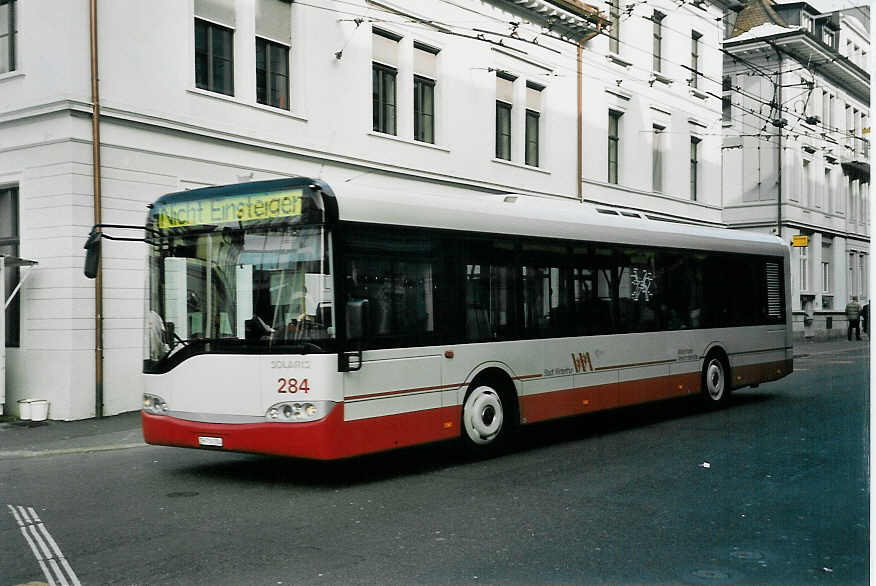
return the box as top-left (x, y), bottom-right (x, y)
top-left (333, 182), bottom-right (788, 257)
top-left (153, 177), bottom-right (787, 257)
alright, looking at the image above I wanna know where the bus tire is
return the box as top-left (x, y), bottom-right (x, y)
top-left (461, 382), bottom-right (513, 457)
top-left (701, 351), bottom-right (731, 407)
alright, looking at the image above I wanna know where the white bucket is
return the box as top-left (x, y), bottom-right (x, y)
top-left (29, 400), bottom-right (49, 422)
top-left (18, 399), bottom-right (32, 420)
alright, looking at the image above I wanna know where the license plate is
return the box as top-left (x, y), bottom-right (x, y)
top-left (198, 436), bottom-right (223, 447)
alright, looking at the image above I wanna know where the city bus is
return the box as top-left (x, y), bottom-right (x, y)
top-left (98, 176), bottom-right (792, 459)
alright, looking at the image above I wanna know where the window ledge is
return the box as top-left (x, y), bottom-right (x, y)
top-left (0, 70), bottom-right (25, 83)
top-left (650, 71), bottom-right (672, 85)
top-left (367, 131), bottom-right (451, 153)
top-left (187, 88), bottom-right (308, 122)
top-left (491, 157), bottom-right (551, 175)
top-left (606, 53), bottom-right (633, 68)
top-left (689, 88), bottom-right (709, 100)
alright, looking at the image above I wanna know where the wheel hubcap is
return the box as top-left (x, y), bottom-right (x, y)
top-left (463, 387), bottom-right (504, 445)
top-left (706, 360), bottom-right (724, 400)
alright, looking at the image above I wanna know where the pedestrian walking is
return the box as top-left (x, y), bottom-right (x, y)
top-left (862, 301), bottom-right (870, 338)
top-left (845, 296), bottom-right (862, 341)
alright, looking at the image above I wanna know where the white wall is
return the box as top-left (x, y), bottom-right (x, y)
top-left (0, 0), bottom-right (731, 418)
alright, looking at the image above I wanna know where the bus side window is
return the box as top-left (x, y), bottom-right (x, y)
top-left (462, 238), bottom-right (516, 342)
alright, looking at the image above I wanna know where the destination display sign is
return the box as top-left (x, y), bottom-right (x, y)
top-left (156, 188), bottom-right (304, 228)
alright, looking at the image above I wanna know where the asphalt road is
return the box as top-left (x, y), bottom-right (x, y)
top-left (1, 344), bottom-right (869, 585)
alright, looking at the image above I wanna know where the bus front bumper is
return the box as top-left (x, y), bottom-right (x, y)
top-left (142, 405), bottom-right (347, 460)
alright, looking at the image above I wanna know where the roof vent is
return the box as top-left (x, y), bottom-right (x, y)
top-left (597, 209), bottom-right (619, 215)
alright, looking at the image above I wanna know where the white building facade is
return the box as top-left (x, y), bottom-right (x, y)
top-left (1, 0), bottom-right (734, 420)
top-left (721, 0), bottom-right (870, 340)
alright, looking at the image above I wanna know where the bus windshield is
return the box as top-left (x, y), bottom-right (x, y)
top-left (145, 224), bottom-right (334, 369)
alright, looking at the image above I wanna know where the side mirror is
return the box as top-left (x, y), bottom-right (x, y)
top-left (340, 299), bottom-right (369, 372)
top-left (345, 299), bottom-right (369, 341)
top-left (84, 231), bottom-right (102, 279)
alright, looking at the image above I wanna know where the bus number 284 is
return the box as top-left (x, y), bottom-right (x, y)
top-left (278, 378), bottom-right (310, 394)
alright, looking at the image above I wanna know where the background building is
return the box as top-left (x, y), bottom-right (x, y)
top-left (1, 0), bottom-right (737, 419)
top-left (721, 0), bottom-right (869, 340)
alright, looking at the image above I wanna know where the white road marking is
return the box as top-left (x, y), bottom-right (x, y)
top-left (6, 504), bottom-right (81, 586)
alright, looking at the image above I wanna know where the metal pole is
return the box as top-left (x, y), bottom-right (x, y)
top-left (90, 0), bottom-right (104, 418)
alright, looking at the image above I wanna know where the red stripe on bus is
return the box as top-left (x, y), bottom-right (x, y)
top-left (520, 372), bottom-right (700, 423)
top-left (346, 383), bottom-right (462, 402)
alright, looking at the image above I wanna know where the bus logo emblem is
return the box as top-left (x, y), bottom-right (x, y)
top-left (631, 269), bottom-right (654, 301)
top-left (572, 352), bottom-right (594, 373)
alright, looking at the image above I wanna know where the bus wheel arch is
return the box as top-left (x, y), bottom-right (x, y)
top-left (701, 347), bottom-right (731, 406)
top-left (460, 367), bottom-right (519, 455)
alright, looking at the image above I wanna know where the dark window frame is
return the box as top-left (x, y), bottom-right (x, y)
top-left (652, 11), bottom-right (664, 72)
top-left (1, 186), bottom-right (20, 347)
top-left (525, 109), bottom-right (540, 167)
top-left (608, 110), bottom-right (622, 184)
top-left (495, 100), bottom-right (512, 161)
top-left (690, 136), bottom-right (701, 201)
top-left (372, 62), bottom-right (398, 135)
top-left (413, 74), bottom-right (435, 144)
top-left (690, 31), bottom-right (701, 89)
top-left (195, 18), bottom-right (235, 96)
top-left (256, 36), bottom-right (290, 110)
top-left (0, 0), bottom-right (15, 74)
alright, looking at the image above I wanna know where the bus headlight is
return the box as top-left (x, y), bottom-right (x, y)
top-left (266, 401), bottom-right (334, 423)
top-left (143, 394), bottom-right (168, 415)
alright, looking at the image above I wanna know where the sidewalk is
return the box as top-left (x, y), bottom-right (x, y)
top-left (0, 338), bottom-right (869, 459)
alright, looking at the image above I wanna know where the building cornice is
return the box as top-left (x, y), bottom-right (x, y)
top-left (724, 31), bottom-right (869, 102)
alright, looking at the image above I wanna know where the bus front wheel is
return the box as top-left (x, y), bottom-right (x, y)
top-left (461, 385), bottom-right (507, 455)
top-left (701, 353), bottom-right (730, 406)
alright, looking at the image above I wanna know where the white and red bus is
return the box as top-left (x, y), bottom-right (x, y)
top-left (126, 177), bottom-right (792, 459)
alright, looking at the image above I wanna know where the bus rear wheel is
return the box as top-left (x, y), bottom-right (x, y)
top-left (461, 385), bottom-right (508, 456)
top-left (701, 353), bottom-right (730, 406)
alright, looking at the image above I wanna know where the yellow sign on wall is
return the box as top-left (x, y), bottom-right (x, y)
top-left (156, 189), bottom-right (303, 228)
top-left (791, 235), bottom-right (809, 247)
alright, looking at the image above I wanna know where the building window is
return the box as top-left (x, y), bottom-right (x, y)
top-left (822, 28), bottom-right (835, 46)
top-left (525, 109), bottom-right (540, 167)
top-left (0, 186), bottom-right (19, 347)
top-left (608, 0), bottom-right (620, 54)
top-left (652, 125), bottom-right (664, 192)
top-left (414, 75), bottom-right (435, 143)
top-left (860, 254), bottom-right (867, 298)
top-left (608, 110), bottom-right (622, 184)
top-left (525, 81), bottom-right (543, 167)
top-left (496, 101), bottom-right (512, 161)
top-left (690, 137), bottom-right (700, 200)
top-left (256, 38), bottom-right (289, 110)
top-left (802, 159), bottom-right (812, 208)
top-left (652, 11), bottom-right (664, 72)
top-left (0, 0), bottom-right (15, 74)
top-left (822, 241), bottom-right (832, 293)
top-left (722, 76), bottom-right (732, 123)
top-left (195, 18), bottom-right (234, 96)
top-left (800, 244), bottom-right (809, 292)
top-left (825, 168), bottom-right (833, 214)
top-left (413, 42), bottom-right (439, 144)
top-left (495, 71), bottom-right (515, 161)
top-left (801, 12), bottom-right (813, 33)
top-left (373, 63), bottom-right (397, 135)
top-left (690, 31), bottom-right (701, 89)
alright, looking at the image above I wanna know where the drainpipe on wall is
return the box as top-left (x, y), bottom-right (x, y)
top-left (90, 0), bottom-right (104, 418)
top-left (577, 41), bottom-right (583, 202)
